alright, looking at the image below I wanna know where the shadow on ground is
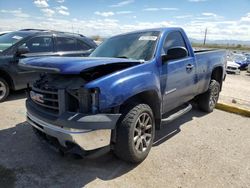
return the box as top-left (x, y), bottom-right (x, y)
top-left (0, 108), bottom-right (206, 188)
top-left (154, 108), bottom-right (206, 146)
top-left (5, 90), bottom-right (26, 102)
top-left (0, 122), bottom-right (136, 188)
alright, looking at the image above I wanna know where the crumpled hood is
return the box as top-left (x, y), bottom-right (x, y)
top-left (19, 56), bottom-right (142, 74)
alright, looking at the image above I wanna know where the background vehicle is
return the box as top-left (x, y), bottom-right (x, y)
top-left (231, 54), bottom-right (248, 70)
top-left (226, 60), bottom-right (240, 74)
top-left (22, 27), bottom-right (226, 163)
top-left (0, 29), bottom-right (97, 102)
top-left (247, 64), bottom-right (250, 73)
top-left (246, 54), bottom-right (250, 67)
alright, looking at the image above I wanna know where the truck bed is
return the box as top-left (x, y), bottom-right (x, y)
top-left (194, 49), bottom-right (226, 95)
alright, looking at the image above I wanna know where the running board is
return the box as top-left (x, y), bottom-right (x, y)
top-left (161, 104), bottom-right (192, 124)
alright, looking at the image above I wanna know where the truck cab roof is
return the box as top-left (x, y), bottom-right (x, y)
top-left (114, 27), bottom-right (185, 37)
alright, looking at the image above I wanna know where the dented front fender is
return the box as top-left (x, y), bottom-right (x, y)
top-left (85, 60), bottom-right (161, 110)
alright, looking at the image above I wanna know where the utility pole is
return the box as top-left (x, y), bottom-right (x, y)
top-left (203, 28), bottom-right (207, 46)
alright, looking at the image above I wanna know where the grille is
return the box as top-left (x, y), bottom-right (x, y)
top-left (29, 74), bottom-right (89, 115)
top-left (31, 85), bottom-right (59, 114)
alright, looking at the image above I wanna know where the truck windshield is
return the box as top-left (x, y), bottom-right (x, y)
top-left (90, 31), bottom-right (160, 61)
top-left (0, 32), bottom-right (29, 52)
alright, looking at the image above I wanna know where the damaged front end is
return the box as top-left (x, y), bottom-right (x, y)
top-left (29, 73), bottom-right (99, 115)
top-left (25, 60), bottom-right (140, 156)
top-left (26, 73), bottom-right (120, 153)
top-left (19, 57), bottom-right (145, 156)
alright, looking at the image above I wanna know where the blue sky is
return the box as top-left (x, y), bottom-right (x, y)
top-left (0, 0), bottom-right (250, 41)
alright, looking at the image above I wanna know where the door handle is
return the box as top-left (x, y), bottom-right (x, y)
top-left (186, 64), bottom-right (194, 70)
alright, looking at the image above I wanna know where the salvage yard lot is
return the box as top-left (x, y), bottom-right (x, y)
top-left (219, 71), bottom-right (250, 110)
top-left (0, 93), bottom-right (249, 188)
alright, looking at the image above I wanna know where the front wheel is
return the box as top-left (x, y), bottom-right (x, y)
top-left (0, 78), bottom-right (10, 102)
top-left (197, 79), bottom-right (220, 112)
top-left (114, 104), bottom-right (155, 163)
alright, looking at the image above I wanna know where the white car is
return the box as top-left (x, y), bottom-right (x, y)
top-left (226, 61), bottom-right (240, 74)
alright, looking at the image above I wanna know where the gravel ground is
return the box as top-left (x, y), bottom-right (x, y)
top-left (0, 92), bottom-right (249, 188)
top-left (219, 71), bottom-right (250, 110)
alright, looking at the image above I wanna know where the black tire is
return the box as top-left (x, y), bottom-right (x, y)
top-left (197, 79), bottom-right (220, 112)
top-left (0, 78), bottom-right (10, 102)
top-left (114, 103), bottom-right (155, 163)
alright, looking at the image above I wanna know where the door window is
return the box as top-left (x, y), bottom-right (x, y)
top-left (22, 36), bottom-right (53, 53)
top-left (162, 31), bottom-right (188, 55)
top-left (56, 37), bottom-right (77, 51)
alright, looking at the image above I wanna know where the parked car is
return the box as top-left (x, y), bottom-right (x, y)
top-left (226, 61), bottom-right (240, 74)
top-left (247, 64), bottom-right (250, 73)
top-left (21, 27), bottom-right (226, 163)
top-left (232, 54), bottom-right (248, 70)
top-left (0, 29), bottom-right (97, 102)
top-left (246, 54), bottom-right (250, 66)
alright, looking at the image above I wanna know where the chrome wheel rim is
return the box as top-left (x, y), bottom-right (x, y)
top-left (0, 80), bottom-right (7, 100)
top-left (134, 113), bottom-right (153, 153)
top-left (209, 85), bottom-right (219, 109)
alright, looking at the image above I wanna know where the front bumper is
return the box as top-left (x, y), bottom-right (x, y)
top-left (26, 100), bottom-right (121, 151)
top-left (226, 67), bottom-right (240, 74)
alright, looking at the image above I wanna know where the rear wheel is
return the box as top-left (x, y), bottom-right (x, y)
top-left (197, 79), bottom-right (220, 112)
top-left (114, 104), bottom-right (155, 163)
top-left (0, 78), bottom-right (9, 102)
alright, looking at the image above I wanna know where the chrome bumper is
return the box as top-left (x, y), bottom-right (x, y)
top-left (226, 68), bottom-right (240, 74)
top-left (27, 112), bottom-right (111, 151)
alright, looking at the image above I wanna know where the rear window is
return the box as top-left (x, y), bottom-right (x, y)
top-left (77, 40), bottom-right (91, 51)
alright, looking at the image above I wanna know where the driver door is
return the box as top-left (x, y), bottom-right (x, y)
top-left (160, 31), bottom-right (197, 113)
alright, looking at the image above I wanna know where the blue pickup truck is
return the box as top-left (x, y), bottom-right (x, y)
top-left (21, 27), bottom-right (226, 163)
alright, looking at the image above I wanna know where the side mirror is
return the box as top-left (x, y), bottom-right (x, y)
top-left (162, 47), bottom-right (188, 62)
top-left (16, 46), bottom-right (29, 56)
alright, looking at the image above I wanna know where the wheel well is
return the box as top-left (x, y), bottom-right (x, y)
top-left (120, 90), bottom-right (162, 130)
top-left (0, 70), bottom-right (14, 90)
top-left (211, 67), bottom-right (223, 90)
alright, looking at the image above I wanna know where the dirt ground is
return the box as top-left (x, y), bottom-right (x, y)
top-left (219, 71), bottom-right (250, 110)
top-left (0, 91), bottom-right (249, 188)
